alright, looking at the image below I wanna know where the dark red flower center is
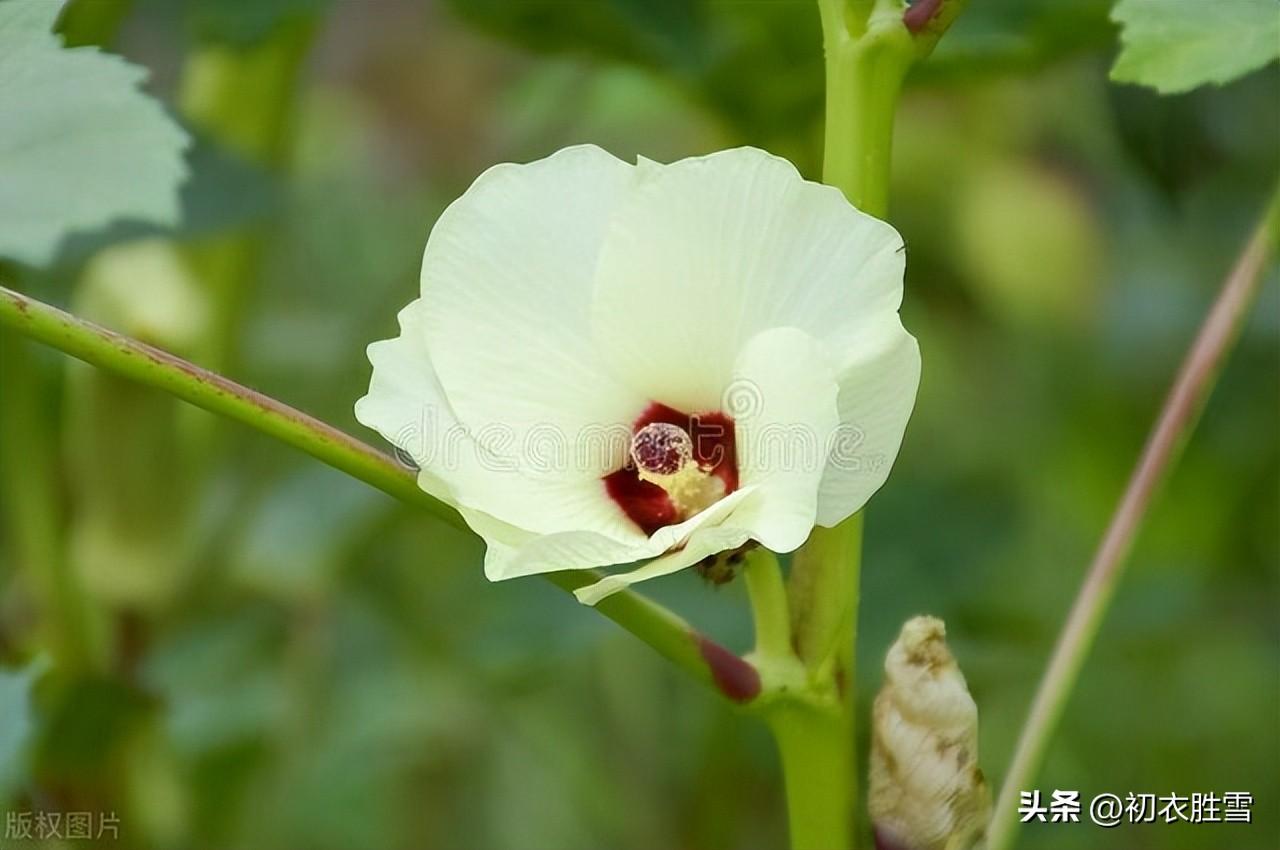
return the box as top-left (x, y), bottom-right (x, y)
top-left (603, 402), bottom-right (739, 536)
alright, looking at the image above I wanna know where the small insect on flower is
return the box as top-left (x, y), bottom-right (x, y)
top-left (695, 541), bottom-right (759, 587)
top-left (356, 146), bottom-right (920, 603)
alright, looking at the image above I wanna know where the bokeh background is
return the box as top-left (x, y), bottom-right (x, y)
top-left (1, 1), bottom-right (1277, 848)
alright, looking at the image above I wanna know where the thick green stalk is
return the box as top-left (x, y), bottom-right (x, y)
top-left (790, 513), bottom-right (862, 680)
top-left (783, 515), bottom-right (862, 845)
top-left (768, 702), bottom-right (852, 850)
top-left (819, 5), bottom-right (912, 214)
top-left (788, 515), bottom-right (863, 831)
top-left (783, 3), bottom-right (968, 848)
top-left (988, 186), bottom-right (1280, 850)
top-left (818, 0), bottom-right (969, 213)
top-left (0, 284), bottom-right (762, 703)
top-left (785, 3), bottom-right (911, 847)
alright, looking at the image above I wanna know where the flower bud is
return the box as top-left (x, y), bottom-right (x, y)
top-left (869, 616), bottom-right (989, 850)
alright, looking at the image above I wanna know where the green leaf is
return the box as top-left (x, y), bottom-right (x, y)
top-left (446, 0), bottom-right (824, 153)
top-left (917, 0), bottom-right (1113, 80)
top-left (0, 658), bottom-right (47, 799)
top-left (1111, 0), bottom-right (1280, 94)
top-left (188, 0), bottom-right (330, 46)
top-left (0, 0), bottom-right (189, 266)
top-left (446, 0), bottom-right (710, 72)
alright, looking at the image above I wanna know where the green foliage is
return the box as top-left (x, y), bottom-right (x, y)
top-left (0, 658), bottom-right (46, 798)
top-left (188, 0), bottom-right (330, 46)
top-left (447, 0), bottom-right (708, 72)
top-left (446, 0), bottom-right (825, 158)
top-left (0, 0), bottom-right (188, 267)
top-left (447, 0), bottom-right (1121, 160)
top-left (952, 159), bottom-right (1103, 328)
top-left (1111, 0), bottom-right (1280, 94)
top-left (0, 2), bottom-right (1278, 848)
top-left (54, 135), bottom-right (280, 265)
top-left (917, 0), bottom-right (1112, 79)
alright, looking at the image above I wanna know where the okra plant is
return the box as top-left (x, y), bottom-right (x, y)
top-left (1, 0), bottom-right (1276, 848)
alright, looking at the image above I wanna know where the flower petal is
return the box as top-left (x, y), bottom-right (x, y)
top-left (591, 147), bottom-right (905, 414)
top-left (421, 144), bottom-right (642, 457)
top-left (727, 326), bottom-right (840, 552)
top-left (358, 145), bottom-right (920, 575)
top-left (484, 485), bottom-right (757, 582)
top-left (815, 316), bottom-right (921, 526)
top-left (356, 299), bottom-right (644, 544)
top-left (409, 145), bottom-right (654, 540)
top-left (572, 525), bottom-right (752, 605)
top-left (353, 299), bottom-right (459, 503)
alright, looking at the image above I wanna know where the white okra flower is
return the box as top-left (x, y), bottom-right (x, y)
top-left (355, 146), bottom-right (919, 603)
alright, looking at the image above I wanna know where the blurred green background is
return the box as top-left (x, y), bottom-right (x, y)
top-left (1, 1), bottom-right (1277, 848)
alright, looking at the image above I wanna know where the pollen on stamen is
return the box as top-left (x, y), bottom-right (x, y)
top-left (630, 422), bottom-right (693, 475)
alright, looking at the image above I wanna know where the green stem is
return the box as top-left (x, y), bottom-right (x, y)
top-left (2, 284), bottom-right (460, 529)
top-left (768, 702), bottom-right (852, 850)
top-left (544, 570), bottom-right (759, 701)
top-left (793, 2), bottom-right (967, 847)
top-left (820, 1), bottom-right (914, 215)
top-left (786, 516), bottom-right (862, 842)
top-left (987, 186), bottom-right (1280, 850)
top-left (0, 284), bottom-right (759, 701)
top-left (790, 513), bottom-right (863, 680)
top-left (779, 1), bottom-right (916, 846)
top-left (818, 0), bottom-right (969, 214)
top-left (743, 548), bottom-right (793, 659)
top-left (789, 517), bottom-right (864, 839)
top-left (65, 247), bottom-right (213, 621)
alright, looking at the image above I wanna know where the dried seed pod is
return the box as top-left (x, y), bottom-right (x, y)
top-left (869, 616), bottom-right (990, 850)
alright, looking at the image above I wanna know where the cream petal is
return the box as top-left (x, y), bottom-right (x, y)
top-left (354, 299), bottom-right (459, 504)
top-left (727, 327), bottom-right (841, 552)
top-left (421, 144), bottom-right (643, 461)
top-left (572, 525), bottom-right (753, 605)
top-left (485, 486), bottom-right (757, 582)
top-left (591, 147), bottom-right (905, 414)
top-left (359, 145), bottom-right (920, 576)
top-left (355, 301), bottom-right (643, 544)
top-left (815, 317), bottom-right (922, 526)
top-left (409, 145), bottom-right (653, 540)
